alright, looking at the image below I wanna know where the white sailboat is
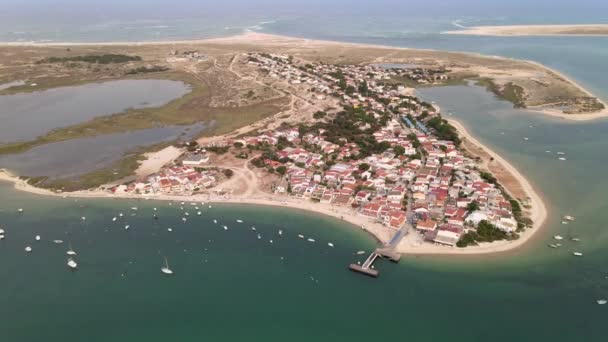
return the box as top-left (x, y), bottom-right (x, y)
top-left (161, 257), bottom-right (174, 275)
top-left (66, 242), bottom-right (77, 256)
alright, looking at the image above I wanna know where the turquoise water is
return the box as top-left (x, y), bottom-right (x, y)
top-left (1, 1), bottom-right (608, 340)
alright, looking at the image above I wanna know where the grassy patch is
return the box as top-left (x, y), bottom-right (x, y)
top-left (475, 78), bottom-right (527, 108)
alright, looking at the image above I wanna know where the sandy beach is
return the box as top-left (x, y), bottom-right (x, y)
top-left (444, 24), bottom-right (608, 37)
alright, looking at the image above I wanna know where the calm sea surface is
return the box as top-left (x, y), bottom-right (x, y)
top-left (1, 2), bottom-right (608, 340)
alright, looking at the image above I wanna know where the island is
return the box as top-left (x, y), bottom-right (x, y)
top-left (444, 24), bottom-right (608, 37)
top-left (11, 31), bottom-right (606, 255)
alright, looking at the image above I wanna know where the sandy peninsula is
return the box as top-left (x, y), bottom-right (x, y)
top-left (445, 24), bottom-right (608, 37)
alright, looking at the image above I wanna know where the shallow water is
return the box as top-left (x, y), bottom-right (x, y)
top-left (0, 79), bottom-right (191, 143)
top-left (0, 123), bottom-right (208, 179)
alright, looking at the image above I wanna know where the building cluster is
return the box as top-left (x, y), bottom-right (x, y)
top-left (238, 53), bottom-right (520, 247)
top-left (110, 153), bottom-right (226, 196)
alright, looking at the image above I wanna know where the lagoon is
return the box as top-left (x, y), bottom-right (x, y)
top-left (0, 79), bottom-right (191, 143)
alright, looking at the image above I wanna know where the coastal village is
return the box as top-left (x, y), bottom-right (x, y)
top-left (109, 52), bottom-right (531, 249)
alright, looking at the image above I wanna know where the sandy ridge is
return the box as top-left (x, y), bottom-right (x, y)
top-left (444, 24), bottom-right (608, 37)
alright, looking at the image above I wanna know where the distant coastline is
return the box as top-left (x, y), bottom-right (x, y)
top-left (444, 24), bottom-right (608, 37)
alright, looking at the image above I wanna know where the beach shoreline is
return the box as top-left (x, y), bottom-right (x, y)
top-left (0, 111), bottom-right (549, 257)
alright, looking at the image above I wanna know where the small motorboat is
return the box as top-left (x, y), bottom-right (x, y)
top-left (298, 234), bottom-right (304, 239)
top-left (167, 228), bottom-right (173, 232)
top-left (573, 252), bottom-right (583, 257)
top-left (553, 235), bottom-right (563, 240)
top-left (307, 238), bottom-right (315, 243)
top-left (213, 219), bottom-right (217, 224)
top-left (125, 225), bottom-right (130, 230)
top-left (35, 235), bottom-right (41, 241)
top-left (182, 217), bottom-right (187, 222)
top-left (356, 251), bottom-right (366, 255)
top-left (81, 216), bottom-right (86, 221)
top-left (236, 219), bottom-right (243, 223)
top-left (257, 234), bottom-right (261, 239)
top-left (197, 211), bottom-right (202, 216)
top-left (251, 226), bottom-right (256, 231)
top-left (558, 157), bottom-right (566, 161)
top-left (112, 217), bottom-right (117, 222)
top-left (18, 208), bottom-right (24, 213)
top-left (223, 225), bottom-right (228, 230)
top-left (548, 244), bottom-right (559, 249)
top-left (563, 215), bottom-right (575, 221)
top-left (278, 230), bottom-right (283, 236)
top-left (571, 238), bottom-right (581, 242)
top-left (53, 240), bottom-right (63, 244)
top-left (67, 257), bottom-right (78, 270)
top-left (597, 299), bottom-right (607, 305)
top-left (25, 246), bottom-right (32, 252)
top-left (328, 242), bottom-right (334, 247)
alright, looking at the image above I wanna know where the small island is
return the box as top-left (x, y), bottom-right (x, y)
top-left (444, 24), bottom-right (608, 37)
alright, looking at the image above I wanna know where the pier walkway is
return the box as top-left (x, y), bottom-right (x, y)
top-left (348, 225), bottom-right (408, 277)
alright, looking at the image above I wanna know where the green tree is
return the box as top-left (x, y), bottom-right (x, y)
top-left (358, 163), bottom-right (370, 171)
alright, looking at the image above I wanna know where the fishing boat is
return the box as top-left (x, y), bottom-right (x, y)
top-left (573, 252), bottom-right (583, 256)
top-left (67, 257), bottom-right (78, 270)
top-left (66, 242), bottom-right (77, 256)
top-left (328, 242), bottom-right (334, 247)
top-left (161, 257), bottom-right (173, 275)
